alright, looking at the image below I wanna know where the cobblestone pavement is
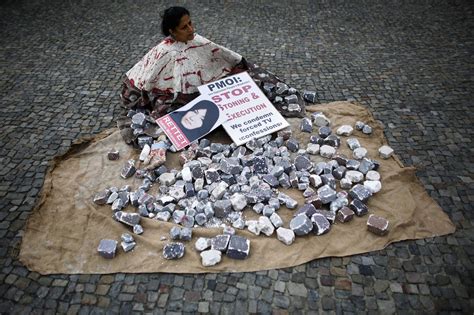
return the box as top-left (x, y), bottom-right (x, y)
top-left (1, 0), bottom-right (473, 313)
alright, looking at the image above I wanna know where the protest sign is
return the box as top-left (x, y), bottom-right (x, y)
top-left (198, 71), bottom-right (289, 146)
top-left (156, 95), bottom-right (226, 150)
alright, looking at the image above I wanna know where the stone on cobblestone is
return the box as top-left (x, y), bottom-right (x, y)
top-left (277, 227), bottom-right (295, 245)
top-left (132, 112), bottom-right (146, 127)
top-left (367, 214), bottom-right (389, 235)
top-left (303, 90), bottom-right (317, 103)
top-left (226, 235), bottom-right (250, 259)
top-left (300, 117), bottom-right (313, 133)
top-left (312, 112), bottom-right (330, 127)
top-left (120, 160), bottom-right (136, 179)
top-left (262, 205), bottom-right (275, 217)
top-left (321, 173), bottom-right (336, 190)
top-left (320, 145), bottom-right (336, 158)
top-left (336, 125), bottom-right (353, 136)
top-left (262, 174), bottom-right (279, 187)
top-left (337, 207), bottom-right (355, 223)
top-left (364, 180), bottom-right (382, 194)
top-left (107, 149), bottom-right (120, 161)
top-left (332, 166), bottom-right (346, 180)
top-left (349, 199), bottom-right (369, 216)
top-left (200, 249), bottom-right (222, 267)
top-left (309, 174), bottom-right (323, 188)
top-left (329, 196), bottom-right (348, 212)
top-left (258, 216), bottom-right (274, 236)
top-left (379, 145), bottom-right (394, 159)
top-left (311, 213), bottom-right (331, 235)
top-left (211, 235), bottom-right (231, 252)
top-left (290, 214), bottom-right (313, 236)
top-left (114, 211), bottom-right (140, 227)
top-left (98, 239), bottom-right (118, 259)
top-left (163, 242), bottom-right (185, 259)
top-left (315, 209), bottom-right (336, 224)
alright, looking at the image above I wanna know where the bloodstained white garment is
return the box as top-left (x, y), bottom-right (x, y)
top-left (126, 34), bottom-right (242, 95)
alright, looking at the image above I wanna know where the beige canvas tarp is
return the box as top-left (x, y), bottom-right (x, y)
top-left (19, 102), bottom-right (455, 274)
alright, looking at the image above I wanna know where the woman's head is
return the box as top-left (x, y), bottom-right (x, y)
top-left (172, 100), bottom-right (220, 137)
top-left (161, 6), bottom-right (194, 42)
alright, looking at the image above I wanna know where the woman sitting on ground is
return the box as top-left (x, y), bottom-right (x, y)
top-left (119, 6), bottom-right (307, 146)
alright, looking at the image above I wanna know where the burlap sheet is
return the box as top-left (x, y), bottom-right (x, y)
top-left (19, 102), bottom-right (455, 274)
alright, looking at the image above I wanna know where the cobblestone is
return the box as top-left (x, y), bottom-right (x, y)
top-left (0, 0), bottom-right (473, 313)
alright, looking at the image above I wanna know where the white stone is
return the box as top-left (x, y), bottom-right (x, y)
top-left (139, 144), bottom-right (150, 162)
top-left (159, 173), bottom-right (176, 186)
top-left (313, 113), bottom-right (330, 127)
top-left (346, 138), bottom-right (361, 150)
top-left (276, 227), bottom-right (295, 245)
top-left (181, 167), bottom-right (193, 182)
top-left (364, 180), bottom-right (382, 193)
top-left (195, 237), bottom-right (211, 251)
top-left (306, 143), bottom-right (320, 155)
top-left (336, 125), bottom-right (353, 136)
top-left (340, 178), bottom-right (352, 189)
top-left (366, 170), bottom-right (381, 181)
top-left (211, 181), bottom-right (229, 200)
top-left (194, 178), bottom-right (204, 191)
top-left (345, 170), bottom-right (364, 183)
top-left (230, 193), bottom-right (247, 211)
top-left (232, 218), bottom-right (246, 229)
top-left (258, 216), bottom-right (275, 236)
top-left (379, 145), bottom-right (394, 159)
top-left (309, 174), bottom-right (323, 188)
top-left (247, 220), bottom-right (261, 235)
top-left (200, 249), bottom-right (222, 267)
top-left (320, 145), bottom-right (336, 158)
top-left (353, 147), bottom-right (368, 160)
top-left (270, 213), bottom-right (283, 228)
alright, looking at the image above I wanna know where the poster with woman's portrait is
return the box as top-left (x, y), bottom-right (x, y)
top-left (156, 95), bottom-right (226, 150)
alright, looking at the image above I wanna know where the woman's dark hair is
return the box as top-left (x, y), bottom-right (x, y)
top-left (171, 100), bottom-right (220, 140)
top-left (161, 6), bottom-right (190, 36)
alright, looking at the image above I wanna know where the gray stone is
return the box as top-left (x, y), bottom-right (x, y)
top-left (333, 166), bottom-right (346, 180)
top-left (211, 234), bottom-right (231, 252)
top-left (317, 185), bottom-right (337, 204)
top-left (131, 112), bottom-right (146, 127)
top-left (345, 170), bottom-right (364, 183)
top-left (321, 173), bottom-right (336, 190)
top-left (180, 227), bottom-right (192, 241)
top-left (349, 184), bottom-right (373, 203)
top-left (201, 249), bottom-right (222, 267)
top-left (204, 168), bottom-right (220, 184)
top-left (107, 149), bottom-right (120, 161)
top-left (306, 143), bottom-right (320, 155)
top-left (312, 112), bottom-right (330, 127)
top-left (278, 192), bottom-right (298, 209)
top-left (226, 235), bottom-right (250, 259)
top-left (163, 242), bottom-right (185, 259)
top-left (111, 198), bottom-right (124, 212)
top-left (121, 233), bottom-right (134, 243)
top-left (232, 217), bottom-right (246, 229)
top-left (349, 198), bottom-right (369, 216)
top-left (346, 159), bottom-right (361, 170)
top-left (262, 174), bottom-right (279, 187)
top-left (300, 117), bottom-right (313, 133)
top-left (311, 213), bottom-right (331, 235)
top-left (214, 200), bottom-right (232, 218)
top-left (133, 224), bottom-right (144, 235)
top-left (195, 213), bottom-right (207, 226)
top-left (253, 156), bottom-right (268, 173)
top-left (113, 211), bottom-right (140, 227)
top-left (318, 126), bottom-right (332, 138)
top-left (314, 209), bottom-right (336, 224)
top-left (320, 145), bottom-right (336, 158)
top-left (159, 173), bottom-right (176, 186)
top-left (379, 145), bottom-right (394, 159)
top-left (294, 155), bottom-right (312, 171)
top-left (324, 135), bottom-right (341, 147)
top-left (155, 211), bottom-right (171, 222)
top-left (329, 196), bottom-right (348, 212)
top-left (97, 239), bottom-right (118, 259)
top-left (270, 213), bottom-right (283, 228)
top-left (359, 157), bottom-right (375, 174)
top-left (362, 125), bottom-right (373, 134)
top-left (346, 138), bottom-right (361, 150)
top-left (290, 214), bottom-right (313, 236)
top-left (355, 121), bottom-right (365, 130)
top-left (121, 241), bottom-right (136, 252)
top-left (277, 227), bottom-right (295, 245)
top-left (120, 159), bottom-right (136, 179)
top-left (303, 90), bottom-right (317, 103)
top-left (262, 205), bottom-right (275, 217)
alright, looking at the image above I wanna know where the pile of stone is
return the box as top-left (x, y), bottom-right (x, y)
top-left (95, 110), bottom-right (394, 262)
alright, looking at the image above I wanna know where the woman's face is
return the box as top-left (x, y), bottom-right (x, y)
top-left (170, 15), bottom-right (195, 42)
top-left (181, 109), bottom-right (206, 130)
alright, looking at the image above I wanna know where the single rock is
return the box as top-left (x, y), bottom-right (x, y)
top-left (163, 242), bottom-right (185, 259)
top-left (349, 198), bottom-right (369, 216)
top-left (349, 184), bottom-right (373, 203)
top-left (300, 117), bottom-right (313, 133)
top-left (278, 192), bottom-right (298, 209)
top-left (262, 174), bottom-right (279, 188)
top-left (346, 159), bottom-right (361, 170)
top-left (247, 220), bottom-right (261, 235)
top-left (195, 237), bottom-right (211, 251)
top-left (364, 180), bottom-right (382, 194)
top-left (324, 134), bottom-right (341, 147)
top-left (337, 207), bottom-right (355, 223)
top-left (97, 239), bottom-right (117, 259)
top-left (345, 170), bottom-right (364, 183)
top-left (362, 125), bottom-right (373, 134)
top-left (121, 233), bottom-right (134, 243)
top-left (211, 181), bottom-right (229, 200)
top-left (367, 214), bottom-right (389, 236)
top-left (258, 216), bottom-right (275, 236)
top-left (311, 213), bottom-right (331, 235)
top-left (121, 241), bottom-right (136, 252)
top-left (290, 214), bottom-right (313, 236)
top-left (378, 145), bottom-right (394, 159)
top-left (306, 143), bottom-right (320, 155)
top-left (286, 138), bottom-right (299, 152)
top-left (353, 147), bottom-right (368, 160)
top-left (366, 170), bottom-right (381, 181)
top-left (230, 193), bottom-right (247, 211)
top-left (114, 211), bottom-right (140, 227)
top-left (232, 218), bottom-right (246, 229)
top-left (180, 227), bottom-right (192, 241)
top-left (94, 189), bottom-right (111, 205)
top-left (346, 138), bottom-right (361, 150)
top-left (201, 249), bottom-right (222, 266)
top-left (211, 234), bottom-right (231, 252)
top-left (317, 185), bottom-right (337, 204)
top-left (359, 158), bottom-right (375, 174)
top-left (139, 144), bottom-right (151, 162)
top-left (321, 173), bottom-right (336, 190)
top-left (133, 224), bottom-right (144, 235)
top-left (318, 126), bottom-right (332, 138)
top-left (159, 173), bottom-right (176, 186)
top-left (294, 155), bottom-right (312, 171)
top-left (253, 156), bottom-right (268, 174)
top-left (107, 150), bottom-right (120, 161)
top-left (303, 90), bottom-right (317, 103)
top-left (312, 112), bottom-right (330, 127)
top-left (336, 125), bottom-right (353, 136)
top-left (320, 145), bottom-right (336, 158)
top-left (314, 209), bottom-right (336, 224)
top-left (355, 121), bottom-right (365, 130)
top-left (120, 160), bottom-right (136, 179)
top-left (270, 213), bottom-right (283, 228)
top-left (276, 227), bottom-right (295, 245)
top-left (226, 235), bottom-right (250, 259)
